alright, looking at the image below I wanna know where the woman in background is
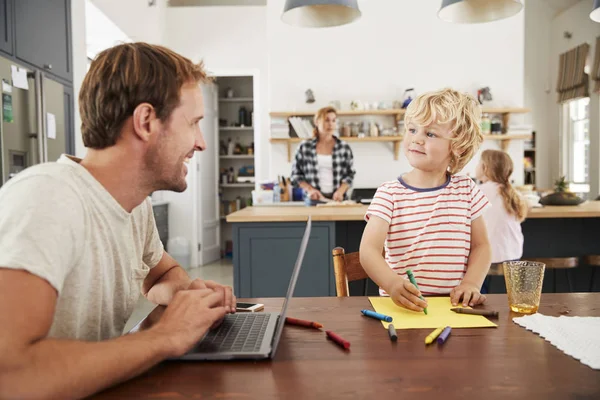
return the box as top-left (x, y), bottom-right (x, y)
top-left (291, 107), bottom-right (355, 201)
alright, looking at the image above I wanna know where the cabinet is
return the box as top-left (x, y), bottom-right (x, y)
top-left (0, 0), bottom-right (12, 55)
top-left (15, 0), bottom-right (72, 82)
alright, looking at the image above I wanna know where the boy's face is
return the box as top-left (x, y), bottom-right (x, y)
top-left (403, 121), bottom-right (454, 173)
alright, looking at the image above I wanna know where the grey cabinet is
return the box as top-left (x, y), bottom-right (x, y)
top-left (15, 0), bottom-right (71, 82)
top-left (0, 0), bottom-right (13, 55)
top-left (233, 222), bottom-right (336, 298)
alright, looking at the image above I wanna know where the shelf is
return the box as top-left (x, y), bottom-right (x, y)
top-left (219, 97), bottom-right (253, 102)
top-left (271, 133), bottom-right (533, 160)
top-left (220, 155), bottom-right (254, 159)
top-left (270, 136), bottom-right (403, 161)
top-left (270, 107), bottom-right (529, 119)
top-left (524, 148), bottom-right (536, 151)
top-left (220, 183), bottom-right (255, 188)
top-left (220, 127), bottom-right (254, 131)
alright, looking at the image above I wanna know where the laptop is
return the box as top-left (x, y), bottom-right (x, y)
top-left (129, 216), bottom-right (312, 360)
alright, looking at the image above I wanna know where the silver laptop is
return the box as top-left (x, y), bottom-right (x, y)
top-left (129, 217), bottom-right (312, 360)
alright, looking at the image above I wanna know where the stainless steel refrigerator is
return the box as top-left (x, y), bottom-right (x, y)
top-left (0, 55), bottom-right (71, 187)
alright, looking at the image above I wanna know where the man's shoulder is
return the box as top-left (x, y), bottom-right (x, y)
top-left (0, 161), bottom-right (83, 201)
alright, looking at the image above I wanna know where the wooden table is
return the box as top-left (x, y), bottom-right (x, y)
top-left (94, 294), bottom-right (600, 399)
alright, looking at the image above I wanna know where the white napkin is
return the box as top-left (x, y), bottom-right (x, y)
top-left (513, 314), bottom-right (600, 370)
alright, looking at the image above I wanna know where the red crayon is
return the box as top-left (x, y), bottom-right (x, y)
top-left (326, 330), bottom-right (351, 349)
top-left (285, 317), bottom-right (323, 329)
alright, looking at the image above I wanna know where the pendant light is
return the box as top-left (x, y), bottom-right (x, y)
top-left (438, 0), bottom-right (523, 24)
top-left (282, 0), bottom-right (361, 28)
top-left (591, 0), bottom-right (600, 23)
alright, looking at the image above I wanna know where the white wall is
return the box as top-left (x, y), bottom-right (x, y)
top-left (524, 0), bottom-right (553, 191)
top-left (91, 0), bottom-right (166, 44)
top-left (267, 0), bottom-right (526, 188)
top-left (71, 0), bottom-right (87, 158)
top-left (549, 1), bottom-right (600, 198)
top-left (165, 5), bottom-right (269, 182)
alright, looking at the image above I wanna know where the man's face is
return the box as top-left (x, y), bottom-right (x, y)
top-left (146, 83), bottom-right (206, 192)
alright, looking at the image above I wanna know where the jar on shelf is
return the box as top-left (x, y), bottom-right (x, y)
top-left (491, 116), bottom-right (502, 134)
top-left (481, 113), bottom-right (491, 135)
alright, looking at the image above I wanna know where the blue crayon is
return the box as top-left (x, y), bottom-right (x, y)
top-left (437, 326), bottom-right (452, 345)
top-left (361, 309), bottom-right (393, 323)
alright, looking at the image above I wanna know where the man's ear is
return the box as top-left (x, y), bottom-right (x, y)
top-left (132, 103), bottom-right (156, 142)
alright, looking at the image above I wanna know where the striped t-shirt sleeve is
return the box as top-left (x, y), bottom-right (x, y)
top-left (365, 184), bottom-right (394, 224)
top-left (469, 179), bottom-right (490, 220)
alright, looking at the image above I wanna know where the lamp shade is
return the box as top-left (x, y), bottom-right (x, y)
top-left (438, 0), bottom-right (523, 24)
top-left (591, 0), bottom-right (600, 23)
top-left (282, 0), bottom-right (361, 28)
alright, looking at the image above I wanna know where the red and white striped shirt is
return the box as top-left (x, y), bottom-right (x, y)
top-left (365, 174), bottom-right (490, 296)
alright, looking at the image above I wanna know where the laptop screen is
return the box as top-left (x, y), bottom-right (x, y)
top-left (269, 216), bottom-right (312, 357)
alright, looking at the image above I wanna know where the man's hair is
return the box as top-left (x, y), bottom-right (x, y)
top-left (404, 88), bottom-right (483, 174)
top-left (79, 42), bottom-right (210, 149)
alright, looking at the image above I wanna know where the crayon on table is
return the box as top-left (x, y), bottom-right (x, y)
top-left (425, 327), bottom-right (444, 345)
top-left (325, 330), bottom-right (351, 349)
top-left (437, 326), bottom-right (452, 345)
top-left (406, 269), bottom-right (428, 315)
top-left (450, 308), bottom-right (499, 318)
top-left (361, 309), bottom-right (393, 322)
top-left (285, 317), bottom-right (324, 329)
top-left (388, 324), bottom-right (397, 342)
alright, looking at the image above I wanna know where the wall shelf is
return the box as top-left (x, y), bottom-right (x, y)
top-left (220, 155), bottom-right (255, 159)
top-left (220, 127), bottom-right (254, 131)
top-left (270, 136), bottom-right (403, 161)
top-left (270, 133), bottom-right (532, 162)
top-left (220, 183), bottom-right (255, 188)
top-left (219, 97), bottom-right (253, 102)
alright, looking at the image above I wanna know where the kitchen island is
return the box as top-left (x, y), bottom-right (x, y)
top-left (226, 202), bottom-right (600, 297)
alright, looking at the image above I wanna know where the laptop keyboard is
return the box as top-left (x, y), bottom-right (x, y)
top-left (194, 313), bottom-right (272, 353)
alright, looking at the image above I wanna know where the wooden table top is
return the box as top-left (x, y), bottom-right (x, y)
top-left (226, 201), bottom-right (600, 222)
top-left (95, 294), bottom-right (600, 400)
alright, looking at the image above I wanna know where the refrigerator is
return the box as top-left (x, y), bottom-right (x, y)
top-left (0, 55), bottom-right (71, 187)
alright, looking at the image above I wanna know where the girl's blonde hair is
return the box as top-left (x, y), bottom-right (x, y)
top-left (313, 106), bottom-right (337, 139)
top-left (480, 149), bottom-right (528, 222)
top-left (404, 88), bottom-right (483, 174)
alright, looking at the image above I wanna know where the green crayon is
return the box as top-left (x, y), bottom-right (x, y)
top-left (406, 269), bottom-right (428, 315)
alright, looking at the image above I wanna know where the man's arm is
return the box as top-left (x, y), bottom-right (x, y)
top-left (142, 252), bottom-right (236, 312)
top-left (0, 268), bottom-right (226, 400)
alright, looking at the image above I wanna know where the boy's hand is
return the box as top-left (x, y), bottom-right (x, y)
top-left (450, 282), bottom-right (486, 307)
top-left (389, 278), bottom-right (428, 312)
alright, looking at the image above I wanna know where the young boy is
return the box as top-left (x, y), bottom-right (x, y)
top-left (360, 88), bottom-right (492, 312)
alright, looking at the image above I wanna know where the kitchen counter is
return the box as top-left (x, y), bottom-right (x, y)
top-left (227, 202), bottom-right (600, 298)
top-left (226, 201), bottom-right (600, 222)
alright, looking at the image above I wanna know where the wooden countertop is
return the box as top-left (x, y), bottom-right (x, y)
top-left (226, 201), bottom-right (600, 222)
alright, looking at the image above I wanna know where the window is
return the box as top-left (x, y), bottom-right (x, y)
top-left (562, 97), bottom-right (590, 195)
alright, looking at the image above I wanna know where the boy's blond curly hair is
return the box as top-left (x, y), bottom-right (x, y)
top-left (404, 88), bottom-right (483, 174)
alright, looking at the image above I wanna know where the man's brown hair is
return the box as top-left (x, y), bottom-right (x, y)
top-left (79, 42), bottom-right (210, 149)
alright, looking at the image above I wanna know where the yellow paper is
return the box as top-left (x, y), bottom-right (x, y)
top-left (368, 297), bottom-right (497, 329)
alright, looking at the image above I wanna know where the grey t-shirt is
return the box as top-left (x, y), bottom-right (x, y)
top-left (0, 155), bottom-right (164, 340)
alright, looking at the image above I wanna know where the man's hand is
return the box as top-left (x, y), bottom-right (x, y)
top-left (187, 279), bottom-right (236, 313)
top-left (152, 288), bottom-right (228, 357)
top-left (388, 277), bottom-right (428, 312)
top-left (450, 281), bottom-right (486, 307)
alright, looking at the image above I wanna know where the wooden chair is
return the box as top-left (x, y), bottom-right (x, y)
top-left (332, 247), bottom-right (369, 297)
top-left (582, 255), bottom-right (600, 292)
top-left (523, 257), bottom-right (578, 293)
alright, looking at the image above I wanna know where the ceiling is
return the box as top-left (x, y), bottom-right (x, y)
top-left (168, 0), bottom-right (266, 6)
top-left (544, 0), bottom-right (583, 17)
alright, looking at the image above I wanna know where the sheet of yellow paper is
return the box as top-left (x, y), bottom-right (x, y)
top-left (368, 297), bottom-right (497, 329)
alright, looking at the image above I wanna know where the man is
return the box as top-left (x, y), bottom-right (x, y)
top-left (0, 43), bottom-right (235, 399)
